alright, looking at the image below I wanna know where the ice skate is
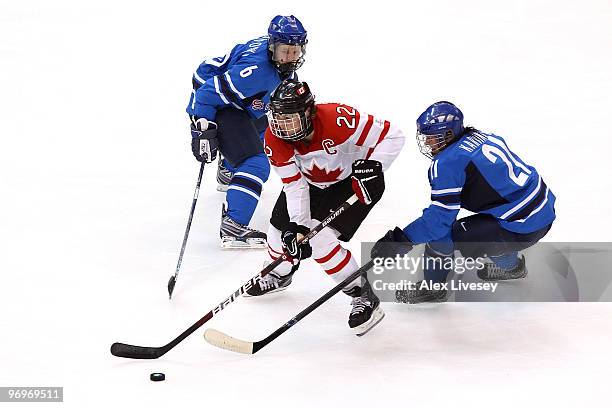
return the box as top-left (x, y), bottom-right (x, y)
top-left (244, 271), bottom-right (293, 297)
top-left (220, 205), bottom-right (266, 249)
top-left (348, 282), bottom-right (385, 336)
top-left (396, 280), bottom-right (449, 304)
top-left (216, 156), bottom-right (233, 192)
top-left (477, 255), bottom-right (527, 281)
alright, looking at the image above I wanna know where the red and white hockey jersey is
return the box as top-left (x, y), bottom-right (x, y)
top-left (264, 102), bottom-right (405, 227)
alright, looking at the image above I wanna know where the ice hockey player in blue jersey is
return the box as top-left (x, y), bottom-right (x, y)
top-left (371, 101), bottom-right (556, 303)
top-left (186, 15), bottom-right (307, 249)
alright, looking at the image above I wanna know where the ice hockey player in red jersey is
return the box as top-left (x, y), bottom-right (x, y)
top-left (244, 79), bottom-right (405, 335)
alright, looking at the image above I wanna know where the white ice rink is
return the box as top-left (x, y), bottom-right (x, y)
top-left (1, 1), bottom-right (612, 406)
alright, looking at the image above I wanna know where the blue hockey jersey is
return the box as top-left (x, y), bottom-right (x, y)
top-left (404, 131), bottom-right (556, 243)
top-left (186, 36), bottom-right (294, 122)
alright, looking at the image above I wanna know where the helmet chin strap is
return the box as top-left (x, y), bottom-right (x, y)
top-left (301, 130), bottom-right (315, 144)
top-left (274, 57), bottom-right (304, 74)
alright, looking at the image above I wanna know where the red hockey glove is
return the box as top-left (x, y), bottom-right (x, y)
top-left (351, 159), bottom-right (385, 205)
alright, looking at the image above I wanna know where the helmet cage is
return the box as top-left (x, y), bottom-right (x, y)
top-left (267, 109), bottom-right (312, 141)
top-left (416, 129), bottom-right (456, 159)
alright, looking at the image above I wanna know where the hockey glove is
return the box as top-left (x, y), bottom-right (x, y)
top-left (351, 159), bottom-right (384, 205)
top-left (190, 117), bottom-right (219, 163)
top-left (371, 227), bottom-right (414, 260)
top-left (281, 222), bottom-right (312, 262)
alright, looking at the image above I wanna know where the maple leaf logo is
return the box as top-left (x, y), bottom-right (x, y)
top-left (303, 163), bottom-right (342, 183)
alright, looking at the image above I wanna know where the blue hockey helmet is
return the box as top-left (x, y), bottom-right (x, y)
top-left (268, 15), bottom-right (307, 73)
top-left (416, 101), bottom-right (464, 158)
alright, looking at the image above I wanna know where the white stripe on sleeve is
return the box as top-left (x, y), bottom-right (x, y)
top-left (431, 187), bottom-right (463, 195)
top-left (224, 72), bottom-right (246, 99)
top-left (432, 201), bottom-right (461, 210)
top-left (213, 76), bottom-right (230, 104)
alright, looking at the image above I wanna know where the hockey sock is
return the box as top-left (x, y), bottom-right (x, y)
top-left (423, 242), bottom-right (454, 283)
top-left (490, 251), bottom-right (519, 270)
top-left (225, 154), bottom-right (269, 225)
top-left (266, 225), bottom-right (296, 277)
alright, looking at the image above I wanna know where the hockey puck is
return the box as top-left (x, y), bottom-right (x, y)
top-left (150, 372), bottom-right (165, 382)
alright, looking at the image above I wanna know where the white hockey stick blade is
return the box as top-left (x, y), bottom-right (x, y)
top-left (204, 328), bottom-right (254, 354)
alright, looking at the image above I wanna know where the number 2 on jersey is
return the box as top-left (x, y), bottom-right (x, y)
top-left (482, 144), bottom-right (529, 186)
top-left (336, 106), bottom-right (356, 129)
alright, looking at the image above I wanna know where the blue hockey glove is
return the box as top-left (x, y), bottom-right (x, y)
top-left (190, 117), bottom-right (218, 163)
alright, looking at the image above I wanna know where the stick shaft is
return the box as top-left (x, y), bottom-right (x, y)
top-left (168, 162), bottom-right (205, 298)
top-left (252, 260), bottom-right (374, 353)
top-left (112, 195), bottom-right (359, 359)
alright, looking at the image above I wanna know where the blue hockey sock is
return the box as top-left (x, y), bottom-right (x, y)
top-left (225, 153), bottom-right (269, 226)
top-left (226, 188), bottom-right (258, 225)
top-left (423, 240), bottom-right (454, 283)
top-left (490, 251), bottom-right (519, 270)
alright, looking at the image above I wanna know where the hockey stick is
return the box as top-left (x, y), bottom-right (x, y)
top-left (203, 259), bottom-right (375, 354)
top-left (110, 194), bottom-right (359, 359)
top-left (168, 162), bottom-right (205, 299)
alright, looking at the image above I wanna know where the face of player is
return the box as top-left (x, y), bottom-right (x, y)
top-left (273, 44), bottom-right (304, 64)
top-left (275, 113), bottom-right (302, 135)
top-left (417, 131), bottom-right (447, 158)
top-left (268, 109), bottom-right (312, 141)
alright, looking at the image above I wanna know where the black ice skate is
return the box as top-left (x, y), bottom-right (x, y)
top-left (220, 205), bottom-right (266, 249)
top-left (396, 280), bottom-right (449, 304)
top-left (244, 271), bottom-right (293, 297)
top-left (216, 156), bottom-right (233, 192)
top-left (477, 255), bottom-right (527, 281)
top-left (348, 282), bottom-right (385, 336)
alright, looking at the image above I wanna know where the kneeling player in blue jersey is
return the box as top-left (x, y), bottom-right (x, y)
top-left (371, 101), bottom-right (556, 303)
top-left (186, 16), bottom-right (307, 249)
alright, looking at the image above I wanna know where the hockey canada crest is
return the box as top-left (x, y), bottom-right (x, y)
top-left (303, 163), bottom-right (342, 183)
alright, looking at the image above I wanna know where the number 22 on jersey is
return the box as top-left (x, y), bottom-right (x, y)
top-left (336, 106), bottom-right (356, 129)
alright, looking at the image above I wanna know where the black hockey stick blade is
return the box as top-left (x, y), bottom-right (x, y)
top-left (111, 195), bottom-right (359, 359)
top-left (167, 275), bottom-right (176, 299)
top-left (204, 260), bottom-right (375, 355)
top-left (110, 342), bottom-right (169, 359)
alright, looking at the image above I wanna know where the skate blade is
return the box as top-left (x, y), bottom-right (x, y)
top-left (396, 289), bottom-right (449, 304)
top-left (243, 285), bottom-right (289, 298)
top-left (354, 306), bottom-right (385, 337)
top-left (408, 293), bottom-right (449, 304)
top-left (220, 237), bottom-right (266, 250)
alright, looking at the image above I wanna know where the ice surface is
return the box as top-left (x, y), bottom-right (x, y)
top-left (1, 0), bottom-right (611, 407)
